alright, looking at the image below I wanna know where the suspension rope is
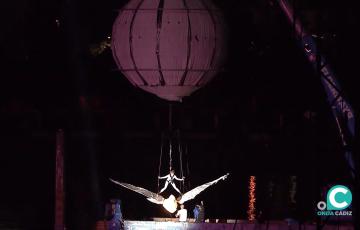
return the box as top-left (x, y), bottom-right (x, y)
top-left (169, 140), bottom-right (173, 171)
top-left (178, 131), bottom-right (185, 192)
top-left (157, 133), bottom-right (164, 193)
top-left (180, 145), bottom-right (184, 192)
top-left (168, 103), bottom-right (173, 171)
top-left (158, 103), bottom-right (191, 193)
top-left (185, 143), bottom-right (191, 189)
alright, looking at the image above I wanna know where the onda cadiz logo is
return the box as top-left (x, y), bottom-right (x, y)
top-left (317, 185), bottom-right (352, 216)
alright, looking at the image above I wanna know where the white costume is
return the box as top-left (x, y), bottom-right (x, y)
top-left (110, 173), bottom-right (229, 213)
top-left (176, 208), bottom-right (188, 222)
top-left (158, 173), bottom-right (184, 194)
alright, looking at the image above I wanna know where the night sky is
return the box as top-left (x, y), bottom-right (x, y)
top-left (0, 0), bottom-right (359, 229)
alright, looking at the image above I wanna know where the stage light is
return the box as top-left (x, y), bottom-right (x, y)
top-left (247, 176), bottom-right (256, 221)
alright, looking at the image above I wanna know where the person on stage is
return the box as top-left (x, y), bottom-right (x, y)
top-left (193, 205), bottom-right (200, 221)
top-left (194, 201), bottom-right (205, 222)
top-left (175, 205), bottom-right (188, 222)
top-left (198, 201), bottom-right (205, 222)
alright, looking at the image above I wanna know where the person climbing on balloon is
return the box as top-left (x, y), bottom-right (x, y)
top-left (158, 169), bottom-right (184, 194)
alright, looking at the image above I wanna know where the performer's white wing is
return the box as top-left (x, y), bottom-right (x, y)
top-left (109, 178), bottom-right (164, 204)
top-left (178, 173), bottom-right (229, 204)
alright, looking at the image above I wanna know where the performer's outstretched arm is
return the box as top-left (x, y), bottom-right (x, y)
top-left (158, 174), bottom-right (169, 180)
top-left (174, 175), bottom-right (185, 181)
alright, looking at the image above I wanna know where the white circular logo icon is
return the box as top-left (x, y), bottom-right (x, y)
top-left (317, 201), bottom-right (326, 211)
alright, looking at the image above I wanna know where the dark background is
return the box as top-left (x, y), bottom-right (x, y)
top-left (0, 0), bottom-right (359, 229)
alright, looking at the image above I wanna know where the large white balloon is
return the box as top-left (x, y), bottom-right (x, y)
top-left (112, 0), bottom-right (227, 101)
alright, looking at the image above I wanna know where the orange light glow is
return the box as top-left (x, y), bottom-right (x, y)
top-left (247, 176), bottom-right (256, 221)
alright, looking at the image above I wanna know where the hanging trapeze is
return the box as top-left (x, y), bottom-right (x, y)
top-left (110, 104), bottom-right (230, 213)
top-left (157, 132), bottom-right (186, 195)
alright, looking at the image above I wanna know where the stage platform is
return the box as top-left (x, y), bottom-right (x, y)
top-left (124, 219), bottom-right (354, 230)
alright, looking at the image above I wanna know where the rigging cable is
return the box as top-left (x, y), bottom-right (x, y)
top-left (169, 140), bottom-right (173, 170)
top-left (178, 130), bottom-right (185, 192)
top-left (185, 143), bottom-right (191, 189)
top-left (157, 133), bottom-right (164, 193)
top-left (168, 103), bottom-right (173, 171)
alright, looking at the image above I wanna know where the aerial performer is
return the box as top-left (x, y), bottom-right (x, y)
top-left (158, 169), bottom-right (184, 194)
top-left (110, 173), bottom-right (229, 213)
